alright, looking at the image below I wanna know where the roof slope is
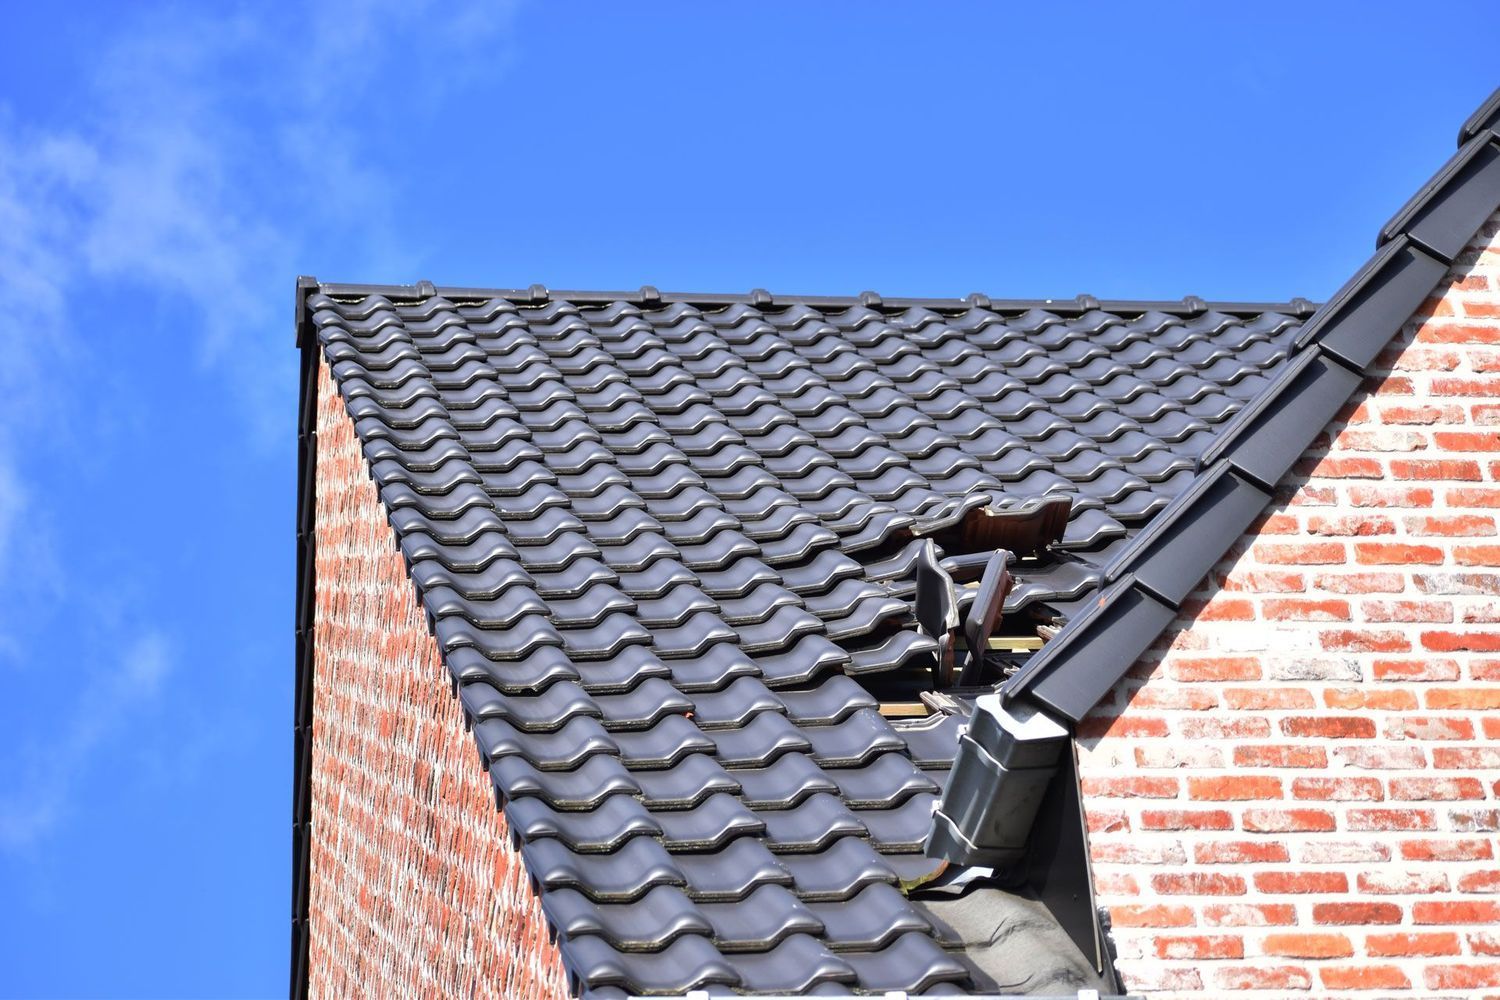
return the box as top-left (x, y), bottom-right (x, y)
top-left (1006, 85), bottom-right (1500, 723)
top-left (298, 286), bottom-right (1310, 996)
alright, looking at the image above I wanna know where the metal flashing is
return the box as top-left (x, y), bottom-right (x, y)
top-left (1004, 84), bottom-right (1500, 727)
top-left (1381, 134), bottom-right (1500, 263)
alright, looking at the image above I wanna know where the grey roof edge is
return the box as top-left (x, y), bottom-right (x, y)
top-left (310, 279), bottom-right (1317, 320)
top-left (637, 992), bottom-right (1137, 1000)
top-left (1004, 85), bottom-right (1500, 724)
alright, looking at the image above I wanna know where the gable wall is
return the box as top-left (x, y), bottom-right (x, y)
top-left (308, 359), bottom-right (568, 999)
top-left (1079, 213), bottom-right (1500, 996)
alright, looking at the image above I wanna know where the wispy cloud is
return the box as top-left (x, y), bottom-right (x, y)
top-left (0, 0), bottom-right (521, 849)
top-left (0, 631), bottom-right (172, 849)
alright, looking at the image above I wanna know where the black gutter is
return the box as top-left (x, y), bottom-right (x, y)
top-left (1004, 85), bottom-right (1500, 723)
top-left (291, 275), bottom-right (319, 1000)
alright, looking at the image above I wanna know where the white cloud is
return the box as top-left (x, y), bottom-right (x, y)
top-left (0, 0), bottom-right (522, 849)
top-left (0, 631), bottom-right (173, 849)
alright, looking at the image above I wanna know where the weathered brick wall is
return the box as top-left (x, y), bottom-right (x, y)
top-left (1080, 213), bottom-right (1500, 996)
top-left (308, 359), bottom-right (569, 999)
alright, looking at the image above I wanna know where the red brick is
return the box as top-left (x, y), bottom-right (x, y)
top-left (1254, 541), bottom-right (1346, 565)
top-left (1435, 430), bottom-right (1500, 450)
top-left (1150, 872), bottom-right (1246, 896)
top-left (1414, 900), bottom-right (1500, 924)
top-left (1139, 809), bottom-right (1232, 831)
top-left (1401, 839), bottom-right (1494, 861)
top-left (1471, 931), bottom-right (1500, 955)
top-left (1354, 541), bottom-right (1444, 564)
top-left (1347, 808), bottom-right (1436, 831)
top-left (1323, 686), bottom-right (1418, 710)
top-left (1153, 935), bottom-right (1244, 960)
top-left (1169, 656), bottom-right (1261, 682)
top-left (1424, 964), bottom-right (1500, 990)
top-left (1202, 903), bottom-right (1296, 926)
top-left (1390, 457), bottom-right (1484, 480)
top-left (1224, 687), bottom-right (1314, 710)
top-left (1379, 402), bottom-right (1463, 423)
top-left (1390, 777), bottom-right (1487, 800)
top-left (1367, 932), bottom-right (1461, 957)
top-left (1414, 322), bottom-right (1500, 344)
top-left (1360, 871), bottom-right (1450, 894)
top-left (1422, 630), bottom-right (1500, 652)
top-left (1319, 965), bottom-right (1411, 990)
top-left (1187, 775), bottom-right (1281, 801)
top-left (1279, 716), bottom-right (1376, 739)
top-left (1306, 456), bottom-right (1383, 478)
top-left (1180, 716), bottom-right (1270, 740)
top-left (1220, 568), bottom-right (1305, 592)
top-left (1242, 808), bottom-right (1336, 833)
top-left (1313, 570), bottom-right (1404, 593)
top-left (1193, 840), bottom-right (1289, 864)
top-left (1260, 597), bottom-right (1349, 620)
top-left (1433, 688), bottom-right (1500, 712)
top-left (1234, 745), bottom-right (1327, 768)
top-left (1190, 597), bottom-right (1255, 621)
top-left (1458, 870), bottom-right (1500, 892)
top-left (1336, 744), bottom-right (1429, 770)
top-left (1080, 776), bottom-right (1179, 798)
top-left (1407, 513), bottom-right (1497, 536)
top-left (1346, 485), bottom-right (1434, 507)
top-left (1455, 544), bottom-right (1500, 565)
top-left (1086, 809), bottom-right (1129, 834)
top-left (1311, 902), bottom-right (1403, 926)
top-left (1126, 686), bottom-right (1218, 710)
top-left (1434, 377), bottom-right (1500, 397)
top-left (1109, 903), bottom-right (1195, 927)
top-left (1262, 932), bottom-right (1352, 958)
top-left (1448, 486), bottom-right (1500, 507)
top-left (1291, 777), bottom-right (1384, 801)
top-left (1076, 714), bottom-right (1169, 739)
top-left (1373, 658), bottom-right (1462, 681)
top-left (1361, 599), bottom-right (1455, 623)
top-left (1253, 871), bottom-right (1348, 894)
top-left (1320, 628), bottom-right (1411, 653)
top-left (1211, 965), bottom-right (1311, 990)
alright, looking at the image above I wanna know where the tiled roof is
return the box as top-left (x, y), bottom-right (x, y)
top-left (300, 287), bottom-right (1313, 996)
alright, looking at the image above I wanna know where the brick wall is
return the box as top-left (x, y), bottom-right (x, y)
top-left (1080, 213), bottom-right (1500, 996)
top-left (308, 359), bottom-right (568, 999)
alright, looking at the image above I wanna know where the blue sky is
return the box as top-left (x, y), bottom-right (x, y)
top-left (0, 3), bottom-right (1493, 997)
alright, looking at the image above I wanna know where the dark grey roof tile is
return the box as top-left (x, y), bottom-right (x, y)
top-left (559, 932), bottom-right (739, 994)
top-left (524, 836), bottom-right (686, 903)
top-left (807, 883), bottom-right (932, 951)
top-left (729, 934), bottom-right (856, 993)
top-left (677, 837), bottom-right (793, 902)
top-left (489, 754), bottom-right (640, 810)
top-left (504, 794), bottom-right (660, 852)
top-left (843, 932), bottom-right (970, 993)
top-left (655, 794), bottom-right (766, 850)
top-left (633, 753), bottom-right (740, 810)
top-left (316, 280), bottom-right (1323, 989)
top-left (542, 885), bottom-right (711, 951)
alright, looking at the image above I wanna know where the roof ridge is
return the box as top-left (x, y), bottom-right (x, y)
top-left (1003, 84), bottom-right (1500, 722)
top-left (308, 280), bottom-right (1318, 320)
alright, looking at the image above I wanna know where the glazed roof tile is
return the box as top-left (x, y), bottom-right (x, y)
top-left (306, 286), bottom-right (1313, 995)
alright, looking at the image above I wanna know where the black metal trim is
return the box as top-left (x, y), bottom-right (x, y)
top-left (1024, 744), bottom-right (1125, 995)
top-left (1004, 85), bottom-right (1500, 723)
top-left (291, 275), bottom-right (318, 1000)
top-left (312, 281), bottom-right (1317, 319)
